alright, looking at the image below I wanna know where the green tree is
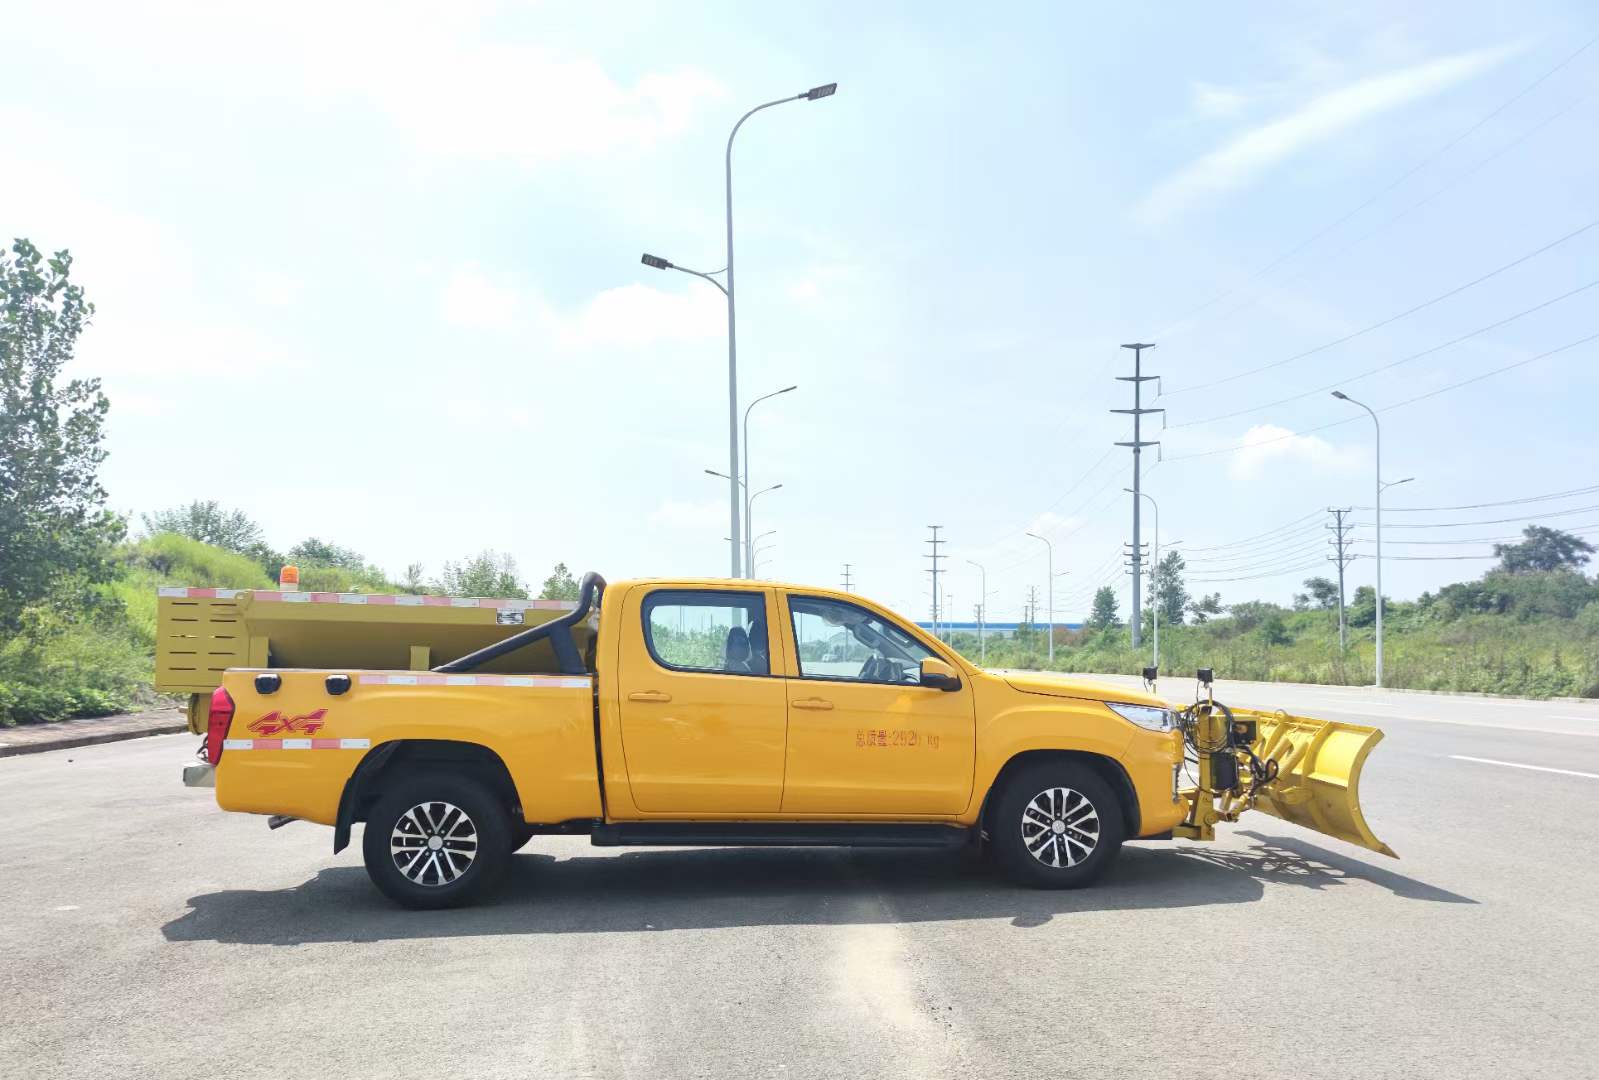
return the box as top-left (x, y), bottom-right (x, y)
top-left (0, 239), bottom-right (121, 632)
top-left (1257, 610), bottom-right (1292, 646)
top-left (288, 537), bottom-right (367, 570)
top-left (1187, 592), bottom-right (1222, 623)
top-left (142, 500), bottom-right (263, 553)
top-left (1147, 550), bottom-right (1189, 626)
top-left (1088, 585), bottom-right (1119, 630)
top-left (434, 550), bottom-right (528, 598)
top-left (1494, 526), bottom-right (1594, 574)
top-left (401, 562), bottom-right (426, 593)
top-left (539, 562), bottom-right (580, 601)
top-left (1302, 576), bottom-right (1340, 610)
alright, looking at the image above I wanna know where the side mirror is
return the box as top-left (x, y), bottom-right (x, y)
top-left (919, 657), bottom-right (961, 692)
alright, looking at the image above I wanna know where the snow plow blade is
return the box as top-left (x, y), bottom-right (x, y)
top-left (1238, 709), bottom-right (1397, 858)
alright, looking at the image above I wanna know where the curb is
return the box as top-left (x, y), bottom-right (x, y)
top-left (0, 722), bottom-right (190, 759)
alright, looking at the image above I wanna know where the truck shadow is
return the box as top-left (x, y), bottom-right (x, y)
top-left (162, 834), bottom-right (1473, 946)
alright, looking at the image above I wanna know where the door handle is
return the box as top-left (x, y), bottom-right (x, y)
top-left (628, 690), bottom-right (672, 703)
top-left (792, 697), bottom-right (834, 711)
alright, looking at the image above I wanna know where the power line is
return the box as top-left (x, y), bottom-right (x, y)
top-left (1158, 216), bottom-right (1599, 397)
top-left (1178, 509), bottom-right (1325, 551)
top-left (1352, 504), bottom-right (1599, 529)
top-left (1183, 534), bottom-right (1329, 567)
top-left (1164, 331), bottom-right (1599, 462)
top-left (1169, 278), bottom-right (1599, 429)
top-left (1369, 482), bottom-right (1599, 513)
top-left (1378, 523), bottom-right (1599, 544)
top-left (1187, 560), bottom-right (1329, 584)
top-left (1151, 32), bottom-right (1599, 340)
top-left (971, 447), bottom-right (1119, 551)
top-left (1180, 90), bottom-right (1595, 344)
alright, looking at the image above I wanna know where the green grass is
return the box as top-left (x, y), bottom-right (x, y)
top-left (950, 602), bottom-right (1599, 699)
top-left (0, 534), bottom-right (275, 725)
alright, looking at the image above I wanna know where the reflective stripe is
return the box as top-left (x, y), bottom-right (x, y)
top-left (357, 673), bottom-right (591, 688)
top-left (221, 738), bottom-right (370, 751)
top-left (158, 587), bottom-right (576, 610)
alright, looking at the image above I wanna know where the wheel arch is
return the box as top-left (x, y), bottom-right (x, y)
top-left (979, 749), bottom-right (1141, 840)
top-left (334, 739), bottom-right (521, 854)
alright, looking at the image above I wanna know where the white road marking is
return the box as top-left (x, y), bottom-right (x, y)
top-left (1551, 714), bottom-right (1599, 722)
top-left (1449, 755), bottom-right (1599, 779)
top-left (53, 905), bottom-right (80, 911)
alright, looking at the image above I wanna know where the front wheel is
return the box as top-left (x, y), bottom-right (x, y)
top-left (362, 772), bottom-right (512, 909)
top-left (990, 760), bottom-right (1125, 889)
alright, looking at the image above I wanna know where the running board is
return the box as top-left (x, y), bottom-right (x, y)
top-left (589, 822), bottom-right (973, 849)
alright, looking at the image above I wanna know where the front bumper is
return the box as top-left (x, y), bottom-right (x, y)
top-left (182, 761), bottom-right (215, 788)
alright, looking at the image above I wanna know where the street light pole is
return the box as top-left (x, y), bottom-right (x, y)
top-left (1125, 489), bottom-right (1160, 671)
top-left (966, 559), bottom-right (987, 665)
top-left (1025, 532), bottom-right (1055, 664)
top-left (747, 483), bottom-right (782, 571)
top-left (643, 81), bottom-right (836, 578)
top-left (1333, 390), bottom-right (1388, 688)
top-left (723, 83), bottom-right (837, 577)
top-left (742, 385), bottom-right (797, 574)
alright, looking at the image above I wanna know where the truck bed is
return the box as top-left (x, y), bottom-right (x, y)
top-left (215, 668), bottom-right (600, 826)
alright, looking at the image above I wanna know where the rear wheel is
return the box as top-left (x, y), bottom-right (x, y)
top-left (362, 772), bottom-right (511, 909)
top-left (990, 759), bottom-right (1125, 889)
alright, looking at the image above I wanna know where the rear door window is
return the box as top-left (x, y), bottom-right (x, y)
top-left (641, 590), bottom-right (770, 676)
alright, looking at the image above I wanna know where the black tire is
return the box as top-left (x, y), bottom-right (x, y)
top-left (362, 772), bottom-right (512, 909)
top-left (509, 821), bottom-right (537, 853)
top-left (990, 759), bottom-right (1125, 889)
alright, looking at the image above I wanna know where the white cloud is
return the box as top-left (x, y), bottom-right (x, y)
top-left (1228, 424), bottom-right (1362, 480)
top-left (441, 265), bottom-right (525, 330)
top-left (290, 7), bottom-right (725, 166)
top-left (556, 284), bottom-right (724, 348)
top-left (1139, 43), bottom-right (1521, 225)
top-left (1190, 82), bottom-right (1253, 118)
top-left (440, 266), bottom-right (724, 348)
top-left (648, 499), bottom-right (725, 531)
top-left (246, 271), bottom-right (305, 309)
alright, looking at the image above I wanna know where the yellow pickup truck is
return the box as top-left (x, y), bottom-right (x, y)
top-left (181, 572), bottom-right (1393, 908)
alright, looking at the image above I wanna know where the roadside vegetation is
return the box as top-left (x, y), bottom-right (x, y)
top-left (949, 534), bottom-right (1599, 699)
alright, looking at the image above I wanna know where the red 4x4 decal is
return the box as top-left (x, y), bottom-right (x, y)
top-left (248, 708), bottom-right (328, 737)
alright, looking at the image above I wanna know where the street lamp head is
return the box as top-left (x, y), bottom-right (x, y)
top-left (804, 83), bottom-right (838, 100)
top-left (1331, 390), bottom-right (1349, 400)
top-left (1025, 532), bottom-right (1042, 541)
top-left (1120, 342), bottom-right (1155, 350)
top-left (641, 253), bottom-right (672, 270)
top-left (779, 384), bottom-right (798, 394)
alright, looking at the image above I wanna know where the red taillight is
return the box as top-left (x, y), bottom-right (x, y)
top-left (206, 686), bottom-right (235, 765)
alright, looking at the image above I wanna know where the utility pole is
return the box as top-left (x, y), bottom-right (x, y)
top-left (1026, 586), bottom-right (1039, 637)
top-left (841, 563), bottom-right (853, 592)
top-left (924, 526), bottom-right (945, 639)
top-left (973, 602), bottom-right (986, 664)
top-left (1114, 343), bottom-right (1162, 649)
top-left (1327, 508), bottom-right (1354, 652)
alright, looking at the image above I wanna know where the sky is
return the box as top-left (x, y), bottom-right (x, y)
top-left (4, 0), bottom-right (1598, 626)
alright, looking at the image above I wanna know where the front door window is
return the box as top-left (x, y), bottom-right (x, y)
top-left (789, 595), bottom-right (933, 685)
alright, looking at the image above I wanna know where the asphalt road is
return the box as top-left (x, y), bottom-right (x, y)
top-left (3, 678), bottom-right (1597, 1079)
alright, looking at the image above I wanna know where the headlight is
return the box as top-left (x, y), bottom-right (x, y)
top-left (1105, 701), bottom-right (1175, 731)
